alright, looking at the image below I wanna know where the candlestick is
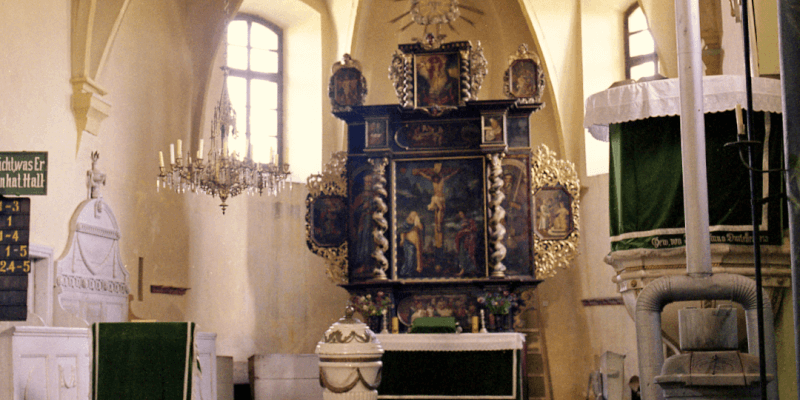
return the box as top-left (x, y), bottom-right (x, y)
top-left (479, 310), bottom-right (488, 333)
top-left (381, 309), bottom-right (389, 334)
top-left (735, 103), bottom-right (744, 136)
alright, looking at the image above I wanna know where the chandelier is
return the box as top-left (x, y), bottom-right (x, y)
top-left (157, 68), bottom-right (291, 214)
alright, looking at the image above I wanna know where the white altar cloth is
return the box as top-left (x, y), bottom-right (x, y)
top-left (375, 333), bottom-right (525, 352)
top-left (584, 75), bottom-right (783, 141)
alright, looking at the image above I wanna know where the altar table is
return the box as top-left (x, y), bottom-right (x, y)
top-left (375, 333), bottom-right (525, 400)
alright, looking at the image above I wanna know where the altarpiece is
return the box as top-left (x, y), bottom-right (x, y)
top-left (306, 41), bottom-right (579, 333)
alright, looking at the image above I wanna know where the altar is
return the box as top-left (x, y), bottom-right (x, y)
top-left (374, 333), bottom-right (526, 400)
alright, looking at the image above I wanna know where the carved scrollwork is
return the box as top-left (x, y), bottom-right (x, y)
top-left (468, 41), bottom-right (488, 101)
top-left (389, 51), bottom-right (414, 109)
top-left (306, 152), bottom-right (349, 284)
top-left (531, 145), bottom-right (580, 278)
top-left (308, 152), bottom-right (348, 198)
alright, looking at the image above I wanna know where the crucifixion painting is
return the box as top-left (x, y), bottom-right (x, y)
top-left (394, 157), bottom-right (486, 279)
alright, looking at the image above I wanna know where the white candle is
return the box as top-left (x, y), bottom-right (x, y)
top-left (197, 139), bottom-right (204, 158)
top-left (169, 144), bottom-right (175, 164)
top-left (159, 151), bottom-right (165, 168)
top-left (177, 139), bottom-right (182, 158)
top-left (735, 103), bottom-right (744, 136)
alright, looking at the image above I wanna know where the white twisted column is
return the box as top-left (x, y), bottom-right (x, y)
top-left (369, 158), bottom-right (389, 280)
top-left (486, 153), bottom-right (507, 278)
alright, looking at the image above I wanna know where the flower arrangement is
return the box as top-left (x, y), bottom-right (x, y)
top-left (477, 291), bottom-right (518, 315)
top-left (351, 291), bottom-right (393, 317)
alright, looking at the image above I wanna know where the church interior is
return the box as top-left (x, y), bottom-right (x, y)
top-left (0, 0), bottom-right (796, 399)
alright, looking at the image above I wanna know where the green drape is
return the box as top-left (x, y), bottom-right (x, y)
top-left (93, 322), bottom-right (196, 400)
top-left (609, 111), bottom-right (784, 251)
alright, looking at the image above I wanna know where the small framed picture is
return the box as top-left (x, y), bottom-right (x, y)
top-left (504, 44), bottom-right (545, 102)
top-left (414, 51), bottom-right (462, 109)
top-left (533, 186), bottom-right (574, 240)
top-left (329, 54), bottom-right (367, 112)
top-left (308, 196), bottom-right (348, 247)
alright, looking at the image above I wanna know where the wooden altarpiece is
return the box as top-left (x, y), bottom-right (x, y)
top-left (306, 43), bottom-right (579, 333)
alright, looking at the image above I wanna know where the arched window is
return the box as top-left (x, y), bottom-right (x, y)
top-left (624, 4), bottom-right (658, 80)
top-left (226, 15), bottom-right (283, 164)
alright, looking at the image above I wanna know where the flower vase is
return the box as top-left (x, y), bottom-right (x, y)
top-left (492, 313), bottom-right (511, 332)
top-left (367, 315), bottom-right (382, 333)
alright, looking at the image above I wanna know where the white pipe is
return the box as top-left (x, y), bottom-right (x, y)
top-left (635, 273), bottom-right (777, 400)
top-left (675, 0), bottom-right (712, 277)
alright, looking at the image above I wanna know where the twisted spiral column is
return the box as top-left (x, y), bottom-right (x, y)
top-left (460, 49), bottom-right (471, 102)
top-left (486, 153), bottom-right (507, 278)
top-left (369, 158), bottom-right (390, 280)
top-left (402, 56), bottom-right (414, 108)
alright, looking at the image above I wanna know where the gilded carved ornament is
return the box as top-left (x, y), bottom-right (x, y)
top-left (531, 144), bottom-right (580, 278)
top-left (306, 152), bottom-right (349, 284)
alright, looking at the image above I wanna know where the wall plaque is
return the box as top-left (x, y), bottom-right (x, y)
top-left (0, 152), bottom-right (48, 195)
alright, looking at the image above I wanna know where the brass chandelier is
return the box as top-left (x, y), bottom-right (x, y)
top-left (157, 68), bottom-right (291, 214)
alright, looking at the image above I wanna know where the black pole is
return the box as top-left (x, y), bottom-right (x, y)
top-left (739, 0), bottom-right (768, 398)
top-left (778, 0), bottom-right (800, 396)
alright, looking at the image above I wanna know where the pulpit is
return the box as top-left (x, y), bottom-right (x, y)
top-left (583, 75), bottom-right (789, 345)
top-left (584, 75), bottom-right (785, 253)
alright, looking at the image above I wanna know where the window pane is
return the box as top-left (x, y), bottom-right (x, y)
top-left (628, 7), bottom-right (648, 32)
top-left (227, 20), bottom-right (248, 46)
top-left (251, 109), bottom-right (278, 143)
top-left (629, 31), bottom-right (655, 57)
top-left (251, 23), bottom-right (278, 50)
top-left (251, 49), bottom-right (278, 73)
top-left (226, 76), bottom-right (247, 138)
top-left (630, 61), bottom-right (657, 80)
top-left (227, 45), bottom-right (248, 70)
top-left (251, 80), bottom-right (278, 110)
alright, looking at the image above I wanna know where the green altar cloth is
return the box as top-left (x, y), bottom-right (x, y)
top-left (609, 111), bottom-right (785, 251)
top-left (93, 322), bottom-right (196, 400)
top-left (410, 317), bottom-right (457, 333)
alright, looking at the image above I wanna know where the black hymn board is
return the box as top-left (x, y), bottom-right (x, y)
top-left (0, 196), bottom-right (31, 321)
